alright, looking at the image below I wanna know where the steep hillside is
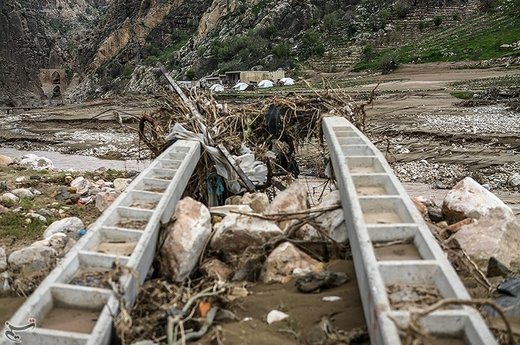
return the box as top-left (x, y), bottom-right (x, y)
top-left (0, 0), bottom-right (108, 105)
top-left (1, 0), bottom-right (518, 105)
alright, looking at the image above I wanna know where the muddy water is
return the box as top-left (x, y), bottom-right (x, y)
top-left (374, 243), bottom-right (422, 260)
top-left (0, 297), bottom-right (26, 324)
top-left (0, 148), bottom-right (150, 171)
top-left (40, 307), bottom-right (99, 333)
top-left (201, 260), bottom-right (368, 345)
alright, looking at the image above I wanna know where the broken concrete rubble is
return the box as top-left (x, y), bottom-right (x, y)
top-left (160, 197), bottom-right (212, 282)
top-left (442, 177), bottom-right (513, 224)
top-left (266, 182), bottom-right (308, 231)
top-left (211, 213), bottom-right (282, 254)
top-left (261, 242), bottom-right (323, 284)
top-left (314, 190), bottom-right (347, 243)
top-left (200, 258), bottom-right (233, 281)
top-left (451, 209), bottom-right (520, 271)
top-left (96, 191), bottom-right (121, 212)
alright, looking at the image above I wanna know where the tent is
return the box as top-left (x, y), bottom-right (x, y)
top-left (279, 77), bottom-right (295, 86)
top-left (258, 80), bottom-right (274, 88)
top-left (210, 84), bottom-right (224, 92)
top-left (232, 82), bottom-right (249, 91)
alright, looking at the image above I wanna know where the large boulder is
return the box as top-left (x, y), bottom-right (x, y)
top-left (451, 209), bottom-right (520, 271)
top-left (1, 192), bottom-right (19, 206)
top-left (314, 190), bottom-right (347, 243)
top-left (210, 213), bottom-right (282, 254)
top-left (8, 246), bottom-right (56, 273)
top-left (15, 154), bottom-right (54, 170)
top-left (0, 247), bottom-right (7, 272)
top-left (261, 242), bottom-right (323, 284)
top-left (0, 155), bottom-right (13, 167)
top-left (266, 182), bottom-right (308, 231)
top-left (240, 192), bottom-right (270, 213)
top-left (43, 217), bottom-right (84, 240)
top-left (160, 197), bottom-right (212, 282)
top-left (442, 177), bottom-right (513, 224)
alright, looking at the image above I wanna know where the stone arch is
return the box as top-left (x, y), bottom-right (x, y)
top-left (52, 71), bottom-right (61, 84)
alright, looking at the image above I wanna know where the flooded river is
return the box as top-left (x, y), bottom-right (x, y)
top-left (0, 148), bottom-right (150, 171)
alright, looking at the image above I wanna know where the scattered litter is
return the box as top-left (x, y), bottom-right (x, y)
top-left (266, 310), bottom-right (289, 324)
top-left (295, 271), bottom-right (350, 293)
top-left (322, 296), bottom-right (342, 302)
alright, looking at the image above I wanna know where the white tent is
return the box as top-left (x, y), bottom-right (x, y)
top-left (258, 80), bottom-right (274, 88)
top-left (209, 84), bottom-right (224, 92)
top-left (279, 77), bottom-right (295, 86)
top-left (232, 82), bottom-right (249, 91)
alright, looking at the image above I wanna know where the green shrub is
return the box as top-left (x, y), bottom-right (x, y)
top-left (394, 0), bottom-right (412, 19)
top-left (433, 16), bottom-right (443, 27)
top-left (418, 21), bottom-right (427, 31)
top-left (380, 55), bottom-right (398, 74)
top-left (123, 65), bottom-right (135, 78)
top-left (185, 69), bottom-right (196, 80)
top-left (479, 0), bottom-right (498, 12)
top-left (323, 12), bottom-right (340, 33)
top-left (452, 13), bottom-right (461, 21)
top-left (272, 43), bottom-right (291, 59)
top-left (300, 30), bottom-right (325, 59)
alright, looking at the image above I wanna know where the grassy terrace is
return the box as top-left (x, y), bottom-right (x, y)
top-left (354, 5), bottom-right (520, 71)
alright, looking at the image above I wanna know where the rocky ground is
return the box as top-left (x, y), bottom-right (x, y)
top-left (0, 62), bottom-right (519, 344)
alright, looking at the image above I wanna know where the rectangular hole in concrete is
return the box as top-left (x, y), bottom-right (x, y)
top-left (165, 152), bottom-right (185, 160)
top-left (68, 253), bottom-right (128, 289)
top-left (157, 159), bottom-right (182, 170)
top-left (341, 145), bottom-right (375, 156)
top-left (172, 146), bottom-right (190, 153)
top-left (333, 127), bottom-right (356, 136)
top-left (368, 226), bottom-right (435, 261)
top-left (83, 228), bottom-right (142, 257)
top-left (105, 207), bottom-right (153, 230)
top-left (352, 175), bottom-right (398, 196)
top-left (120, 191), bottom-right (161, 210)
top-left (345, 157), bottom-right (385, 173)
top-left (359, 197), bottom-right (414, 225)
top-left (338, 137), bottom-right (365, 145)
top-left (134, 178), bottom-right (169, 193)
top-left (380, 263), bottom-right (459, 311)
top-left (38, 286), bottom-right (109, 334)
top-left (146, 168), bottom-right (177, 180)
top-left (392, 313), bottom-right (472, 345)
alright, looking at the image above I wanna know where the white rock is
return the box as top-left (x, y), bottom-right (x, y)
top-left (28, 212), bottom-right (46, 223)
top-left (113, 178), bottom-right (131, 192)
top-left (43, 217), bottom-right (84, 240)
top-left (315, 190), bottom-right (347, 242)
top-left (1, 192), bottom-right (19, 204)
top-left (266, 182), bottom-right (308, 231)
top-left (211, 213), bottom-right (282, 254)
top-left (452, 209), bottom-right (520, 271)
top-left (209, 204), bottom-right (253, 217)
top-left (15, 154), bottom-right (54, 170)
top-left (240, 192), bottom-right (269, 213)
top-left (0, 247), bottom-right (7, 272)
top-left (509, 173), bottom-right (520, 187)
top-left (11, 188), bottom-right (34, 199)
top-left (0, 155), bottom-right (13, 167)
top-left (31, 233), bottom-right (68, 248)
top-left (442, 177), bottom-right (513, 224)
top-left (266, 310), bottom-right (289, 324)
top-left (322, 296), bottom-right (341, 302)
top-left (95, 191), bottom-right (120, 212)
top-left (160, 197), bottom-right (212, 282)
top-left (8, 246), bottom-right (56, 272)
top-left (261, 242), bottom-right (323, 283)
top-left (70, 176), bottom-right (89, 195)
